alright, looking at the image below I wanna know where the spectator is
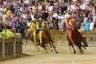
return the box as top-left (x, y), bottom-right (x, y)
top-left (85, 20), bottom-right (90, 31)
top-left (79, 13), bottom-right (84, 23)
top-left (89, 18), bottom-right (94, 31)
top-left (80, 23), bottom-right (85, 31)
top-left (93, 13), bottom-right (96, 22)
top-left (0, 0), bottom-right (95, 34)
top-left (58, 19), bottom-right (63, 31)
top-left (48, 20), bottom-right (53, 30)
top-left (83, 13), bottom-right (88, 24)
top-left (2, 26), bottom-right (14, 38)
top-left (6, 8), bottom-right (12, 18)
top-left (52, 19), bottom-right (58, 30)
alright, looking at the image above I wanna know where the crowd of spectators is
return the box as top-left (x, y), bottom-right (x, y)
top-left (0, 0), bottom-right (96, 37)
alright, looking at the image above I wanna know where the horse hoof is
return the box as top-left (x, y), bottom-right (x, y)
top-left (84, 47), bottom-right (86, 50)
top-left (56, 52), bottom-right (59, 54)
top-left (74, 51), bottom-right (76, 54)
top-left (50, 49), bottom-right (53, 51)
top-left (80, 50), bottom-right (84, 54)
top-left (85, 45), bottom-right (88, 47)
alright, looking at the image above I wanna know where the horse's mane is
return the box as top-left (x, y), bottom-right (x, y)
top-left (72, 22), bottom-right (83, 42)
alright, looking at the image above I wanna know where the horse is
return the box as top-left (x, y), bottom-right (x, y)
top-left (26, 28), bottom-right (59, 54)
top-left (68, 22), bottom-right (88, 54)
top-left (38, 29), bottom-right (58, 54)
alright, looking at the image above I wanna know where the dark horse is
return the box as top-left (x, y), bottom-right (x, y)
top-left (26, 29), bottom-right (58, 54)
top-left (39, 29), bottom-right (58, 54)
top-left (68, 22), bottom-right (88, 54)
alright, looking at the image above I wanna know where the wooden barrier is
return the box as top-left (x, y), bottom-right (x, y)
top-left (50, 31), bottom-right (66, 42)
top-left (15, 38), bottom-right (22, 55)
top-left (83, 31), bottom-right (96, 46)
top-left (0, 37), bottom-right (22, 60)
top-left (50, 31), bottom-right (96, 42)
top-left (0, 39), bottom-right (3, 59)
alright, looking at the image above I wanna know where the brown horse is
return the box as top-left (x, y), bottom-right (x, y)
top-left (68, 22), bottom-right (88, 54)
top-left (26, 29), bottom-right (58, 54)
top-left (36, 29), bottom-right (59, 54)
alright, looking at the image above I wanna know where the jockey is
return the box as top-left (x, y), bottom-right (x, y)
top-left (66, 16), bottom-right (84, 43)
top-left (66, 16), bottom-right (74, 43)
top-left (6, 8), bottom-right (12, 18)
top-left (30, 18), bottom-right (37, 46)
top-left (36, 17), bottom-right (45, 46)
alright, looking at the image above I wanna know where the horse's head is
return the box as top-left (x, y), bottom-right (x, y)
top-left (82, 36), bottom-right (88, 47)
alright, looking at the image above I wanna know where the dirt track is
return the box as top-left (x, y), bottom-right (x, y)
top-left (0, 40), bottom-right (96, 64)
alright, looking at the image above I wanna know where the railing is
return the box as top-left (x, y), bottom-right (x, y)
top-left (0, 37), bottom-right (22, 60)
top-left (0, 31), bottom-right (95, 60)
top-left (50, 31), bottom-right (96, 46)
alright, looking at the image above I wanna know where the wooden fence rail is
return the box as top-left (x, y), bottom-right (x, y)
top-left (0, 37), bottom-right (22, 60)
top-left (50, 31), bottom-right (96, 46)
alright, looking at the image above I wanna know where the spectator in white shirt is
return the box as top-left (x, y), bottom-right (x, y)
top-left (84, 0), bottom-right (90, 5)
top-left (89, 18), bottom-right (94, 31)
top-left (83, 17), bottom-right (88, 24)
top-left (2, 12), bottom-right (6, 23)
top-left (24, 0), bottom-right (30, 5)
top-left (80, 3), bottom-right (86, 10)
top-left (21, 12), bottom-right (27, 19)
top-left (93, 13), bottom-right (96, 22)
top-left (70, 3), bottom-right (76, 11)
top-left (53, 11), bottom-right (58, 18)
top-left (64, 12), bottom-right (70, 22)
top-left (58, 14), bottom-right (65, 21)
top-left (48, 5), bottom-right (53, 12)
top-left (58, 19), bottom-right (64, 31)
top-left (32, 5), bottom-right (36, 13)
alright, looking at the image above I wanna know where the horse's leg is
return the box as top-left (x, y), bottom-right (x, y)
top-left (71, 45), bottom-right (76, 54)
top-left (41, 42), bottom-right (48, 53)
top-left (44, 48), bottom-right (48, 53)
top-left (82, 37), bottom-right (88, 47)
top-left (49, 43), bottom-right (53, 48)
top-left (47, 44), bottom-right (53, 51)
top-left (79, 47), bottom-right (84, 54)
top-left (83, 41), bottom-right (88, 47)
top-left (78, 45), bottom-right (84, 54)
top-left (50, 42), bottom-right (59, 54)
top-left (43, 46), bottom-right (48, 53)
top-left (80, 44), bottom-right (86, 50)
top-left (68, 38), bottom-right (76, 54)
